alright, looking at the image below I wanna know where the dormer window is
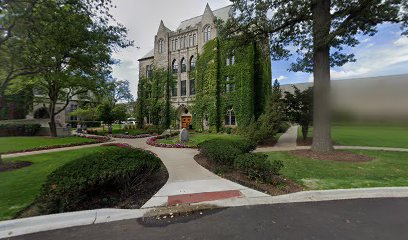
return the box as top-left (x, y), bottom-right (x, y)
top-left (204, 25), bottom-right (211, 42)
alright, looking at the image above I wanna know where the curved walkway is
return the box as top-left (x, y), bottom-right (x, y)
top-left (117, 137), bottom-right (269, 208)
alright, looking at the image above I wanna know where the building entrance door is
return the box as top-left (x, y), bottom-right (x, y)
top-left (181, 116), bottom-right (192, 129)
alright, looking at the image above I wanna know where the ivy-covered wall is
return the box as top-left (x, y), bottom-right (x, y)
top-left (192, 38), bottom-right (272, 132)
top-left (137, 38), bottom-right (272, 132)
top-left (136, 68), bottom-right (171, 128)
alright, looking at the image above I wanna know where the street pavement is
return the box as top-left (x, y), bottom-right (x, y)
top-left (10, 198), bottom-right (408, 240)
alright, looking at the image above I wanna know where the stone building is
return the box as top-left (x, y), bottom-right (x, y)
top-left (137, 4), bottom-right (272, 130)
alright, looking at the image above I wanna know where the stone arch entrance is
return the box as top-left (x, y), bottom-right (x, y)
top-left (177, 105), bottom-right (192, 129)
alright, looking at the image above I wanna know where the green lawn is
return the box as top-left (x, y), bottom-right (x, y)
top-left (298, 125), bottom-right (408, 148)
top-left (0, 147), bottom-right (106, 220)
top-left (158, 132), bottom-right (245, 147)
top-left (0, 136), bottom-right (97, 154)
top-left (267, 150), bottom-right (408, 190)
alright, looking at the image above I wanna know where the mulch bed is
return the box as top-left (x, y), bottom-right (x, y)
top-left (297, 137), bottom-right (313, 146)
top-left (257, 137), bottom-right (278, 148)
top-left (194, 154), bottom-right (303, 196)
top-left (0, 161), bottom-right (32, 172)
top-left (289, 149), bottom-right (374, 162)
top-left (17, 167), bottom-right (169, 219)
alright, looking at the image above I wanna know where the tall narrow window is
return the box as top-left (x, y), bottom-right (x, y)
top-left (158, 39), bottom-right (164, 53)
top-left (172, 59), bottom-right (178, 74)
top-left (204, 26), bottom-right (211, 42)
top-left (231, 50), bottom-right (235, 64)
top-left (190, 56), bottom-right (196, 70)
top-left (171, 39), bottom-right (174, 51)
top-left (225, 109), bottom-right (236, 126)
top-left (193, 34), bottom-right (197, 46)
top-left (189, 35), bottom-right (193, 47)
top-left (172, 82), bottom-right (178, 97)
top-left (181, 80), bottom-right (187, 96)
top-left (184, 36), bottom-right (187, 48)
top-left (175, 38), bottom-right (178, 50)
top-left (146, 65), bottom-right (153, 78)
top-left (181, 58), bottom-right (186, 73)
top-left (190, 79), bottom-right (196, 95)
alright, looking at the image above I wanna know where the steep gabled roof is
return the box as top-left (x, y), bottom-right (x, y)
top-left (138, 49), bottom-right (154, 61)
top-left (176, 5), bottom-right (232, 31)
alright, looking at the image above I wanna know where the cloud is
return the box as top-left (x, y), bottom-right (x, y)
top-left (330, 35), bottom-right (408, 80)
top-left (276, 75), bottom-right (288, 81)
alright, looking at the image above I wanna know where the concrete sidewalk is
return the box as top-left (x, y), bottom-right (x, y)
top-left (274, 125), bottom-right (298, 148)
top-left (121, 138), bottom-right (269, 208)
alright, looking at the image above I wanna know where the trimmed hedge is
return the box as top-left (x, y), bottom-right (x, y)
top-left (0, 123), bottom-right (41, 136)
top-left (36, 146), bottom-right (163, 214)
top-left (199, 139), bottom-right (256, 166)
top-left (235, 153), bottom-right (283, 183)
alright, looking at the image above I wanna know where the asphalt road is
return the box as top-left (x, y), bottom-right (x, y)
top-left (11, 198), bottom-right (408, 240)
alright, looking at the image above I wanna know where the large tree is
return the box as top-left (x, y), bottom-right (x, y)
top-left (223, 0), bottom-right (406, 152)
top-left (18, 0), bottom-right (131, 137)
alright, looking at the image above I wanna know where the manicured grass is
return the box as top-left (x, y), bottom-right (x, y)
top-left (0, 136), bottom-right (97, 154)
top-left (0, 147), bottom-right (106, 220)
top-left (158, 132), bottom-right (245, 147)
top-left (298, 125), bottom-right (408, 148)
top-left (267, 150), bottom-right (408, 190)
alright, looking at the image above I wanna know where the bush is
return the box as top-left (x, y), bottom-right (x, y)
top-left (66, 121), bottom-right (101, 128)
top-left (199, 139), bottom-right (256, 166)
top-left (0, 123), bottom-right (41, 136)
top-left (36, 147), bottom-right (162, 214)
top-left (234, 153), bottom-right (284, 183)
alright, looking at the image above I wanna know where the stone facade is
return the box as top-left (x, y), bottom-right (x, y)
top-left (137, 4), bottom-right (272, 129)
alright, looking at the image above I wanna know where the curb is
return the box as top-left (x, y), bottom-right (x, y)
top-left (0, 208), bottom-right (149, 239)
top-left (1, 187), bottom-right (408, 238)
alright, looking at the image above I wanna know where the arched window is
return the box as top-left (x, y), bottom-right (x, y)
top-left (225, 108), bottom-right (236, 126)
top-left (181, 58), bottom-right (186, 73)
top-left (190, 56), bottom-right (196, 70)
top-left (158, 39), bottom-right (164, 53)
top-left (172, 59), bottom-right (178, 74)
top-left (204, 25), bottom-right (211, 42)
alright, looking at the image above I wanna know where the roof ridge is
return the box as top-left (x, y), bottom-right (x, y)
top-left (179, 4), bottom-right (232, 24)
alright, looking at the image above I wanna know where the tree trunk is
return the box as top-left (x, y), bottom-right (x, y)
top-left (302, 125), bottom-right (309, 141)
top-left (311, 0), bottom-right (333, 152)
top-left (48, 100), bottom-right (58, 137)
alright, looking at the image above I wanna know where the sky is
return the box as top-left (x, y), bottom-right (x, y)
top-left (110, 0), bottom-right (408, 97)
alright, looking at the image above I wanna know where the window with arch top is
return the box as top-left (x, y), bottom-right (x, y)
top-left (172, 59), bottom-right (178, 74)
top-left (181, 58), bottom-right (186, 73)
top-left (225, 108), bottom-right (236, 126)
top-left (204, 25), bottom-right (211, 42)
top-left (190, 56), bottom-right (196, 70)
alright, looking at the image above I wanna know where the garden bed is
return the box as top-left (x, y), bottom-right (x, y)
top-left (17, 145), bottom-right (168, 218)
top-left (1, 135), bottom-right (109, 154)
top-left (194, 154), bottom-right (302, 196)
top-left (110, 133), bottom-right (155, 139)
top-left (0, 161), bottom-right (32, 172)
top-left (146, 132), bottom-right (193, 148)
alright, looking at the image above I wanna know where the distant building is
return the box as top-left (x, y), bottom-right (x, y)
top-left (137, 4), bottom-right (272, 130)
top-left (282, 74), bottom-right (408, 121)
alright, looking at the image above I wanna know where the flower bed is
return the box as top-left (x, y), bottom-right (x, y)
top-left (3, 135), bottom-right (109, 154)
top-left (110, 134), bottom-right (155, 139)
top-left (146, 132), bottom-right (194, 148)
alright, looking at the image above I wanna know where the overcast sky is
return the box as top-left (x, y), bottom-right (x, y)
top-left (110, 1), bottom-right (408, 97)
